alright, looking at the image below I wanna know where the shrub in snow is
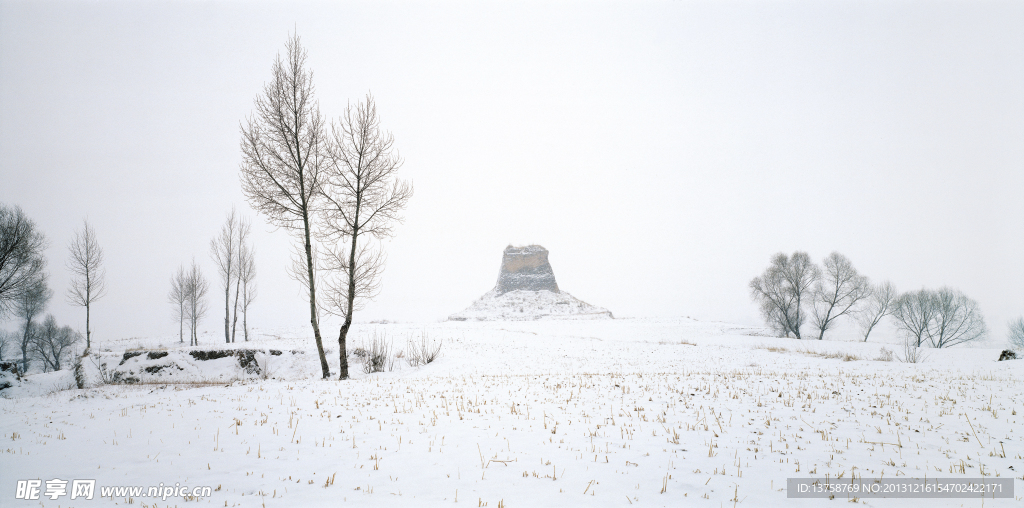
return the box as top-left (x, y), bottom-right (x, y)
top-left (406, 332), bottom-right (443, 367)
top-left (361, 331), bottom-right (394, 374)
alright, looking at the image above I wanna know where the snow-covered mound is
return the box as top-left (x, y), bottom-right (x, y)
top-left (448, 289), bottom-right (613, 321)
top-left (449, 244), bottom-right (614, 321)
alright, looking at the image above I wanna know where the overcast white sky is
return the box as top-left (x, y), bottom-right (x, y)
top-left (1, 1), bottom-right (1022, 345)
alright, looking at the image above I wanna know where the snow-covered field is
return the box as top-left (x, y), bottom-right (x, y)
top-left (1, 317), bottom-right (1021, 507)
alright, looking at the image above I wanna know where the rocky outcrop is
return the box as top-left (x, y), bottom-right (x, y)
top-left (495, 245), bottom-right (559, 295)
top-left (448, 244), bottom-right (612, 321)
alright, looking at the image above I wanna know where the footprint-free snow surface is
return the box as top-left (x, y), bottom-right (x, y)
top-left (1, 318), bottom-right (1021, 507)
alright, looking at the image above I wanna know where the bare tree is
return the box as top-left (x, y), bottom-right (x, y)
top-left (0, 330), bottom-right (12, 362)
top-left (210, 209), bottom-right (252, 343)
top-left (14, 278), bottom-right (51, 373)
top-left (1008, 317), bottom-right (1024, 350)
top-left (31, 315), bottom-right (80, 372)
top-left (891, 289), bottom-right (937, 347)
top-left (231, 217), bottom-right (251, 343)
top-left (239, 33), bottom-right (330, 378)
top-left (66, 220), bottom-right (106, 350)
top-left (168, 265), bottom-right (188, 343)
top-left (319, 94), bottom-right (413, 380)
top-left (0, 204), bottom-right (47, 318)
top-left (238, 242), bottom-right (257, 341)
top-left (925, 287), bottom-right (987, 348)
top-left (857, 281), bottom-right (897, 342)
top-left (211, 209), bottom-right (238, 344)
top-left (185, 260), bottom-right (209, 346)
top-left (749, 252), bottom-right (820, 339)
top-left (810, 252), bottom-right (871, 340)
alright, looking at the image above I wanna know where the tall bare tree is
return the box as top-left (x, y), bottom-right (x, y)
top-left (319, 94), bottom-right (413, 380)
top-left (231, 217), bottom-right (252, 343)
top-left (211, 209), bottom-right (238, 344)
top-left (185, 260), bottom-right (210, 346)
top-left (925, 287), bottom-right (987, 348)
top-left (857, 280), bottom-right (897, 342)
top-left (0, 204), bottom-right (47, 318)
top-left (809, 252), bottom-right (871, 340)
top-left (891, 289), bottom-right (938, 347)
top-left (239, 33), bottom-right (330, 378)
top-left (238, 242), bottom-right (257, 341)
top-left (168, 265), bottom-right (188, 343)
top-left (750, 252), bottom-right (820, 339)
top-left (66, 220), bottom-right (106, 350)
top-left (211, 209), bottom-right (252, 343)
top-left (14, 278), bottom-right (51, 373)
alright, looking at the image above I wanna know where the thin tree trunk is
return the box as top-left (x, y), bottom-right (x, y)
top-left (302, 210), bottom-right (329, 379)
top-left (21, 326), bottom-right (30, 373)
top-left (337, 202), bottom-right (360, 380)
top-left (224, 276), bottom-right (230, 344)
top-left (231, 275), bottom-right (241, 343)
top-left (85, 279), bottom-right (91, 349)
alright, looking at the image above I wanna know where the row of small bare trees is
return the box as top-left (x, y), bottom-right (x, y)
top-left (210, 208), bottom-right (257, 343)
top-left (1, 204), bottom-right (102, 371)
top-left (239, 34), bottom-right (412, 379)
top-left (750, 251), bottom-right (988, 347)
top-left (166, 209), bottom-right (258, 347)
top-left (168, 261), bottom-right (209, 346)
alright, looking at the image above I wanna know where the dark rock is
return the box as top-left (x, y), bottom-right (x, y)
top-left (120, 351), bottom-right (145, 365)
top-left (111, 371), bottom-right (139, 384)
top-left (495, 245), bottom-right (559, 295)
top-left (190, 349), bottom-right (262, 374)
top-left (0, 361), bottom-right (20, 380)
top-left (147, 352), bottom-right (169, 360)
top-left (189, 350), bottom-right (235, 361)
top-left (998, 350), bottom-right (1017, 361)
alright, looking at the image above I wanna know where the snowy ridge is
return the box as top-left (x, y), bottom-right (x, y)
top-left (447, 289), bottom-right (613, 321)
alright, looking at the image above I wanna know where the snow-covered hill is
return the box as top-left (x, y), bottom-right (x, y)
top-left (448, 289), bottom-right (613, 321)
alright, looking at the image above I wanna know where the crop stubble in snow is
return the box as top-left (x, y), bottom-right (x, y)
top-left (1, 318), bottom-right (1021, 506)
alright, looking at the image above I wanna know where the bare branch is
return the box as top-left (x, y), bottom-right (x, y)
top-left (0, 204), bottom-right (47, 318)
top-left (66, 220), bottom-right (105, 349)
top-left (750, 252), bottom-right (819, 339)
top-left (318, 93), bottom-right (413, 379)
top-left (184, 259), bottom-right (210, 346)
top-left (856, 280), bottom-right (897, 342)
top-left (891, 289), bottom-right (937, 347)
top-left (1008, 317), bottom-right (1024, 350)
top-left (238, 32), bottom-right (330, 378)
top-left (810, 252), bottom-right (871, 340)
top-left (926, 287), bottom-right (987, 348)
top-left (169, 265), bottom-right (188, 343)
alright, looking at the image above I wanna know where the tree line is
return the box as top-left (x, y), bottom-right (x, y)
top-left (0, 205), bottom-right (104, 372)
top-left (1, 33), bottom-right (413, 382)
top-left (168, 208), bottom-right (257, 347)
top-left (0, 201), bottom-right (263, 372)
top-left (749, 251), bottom-right (994, 348)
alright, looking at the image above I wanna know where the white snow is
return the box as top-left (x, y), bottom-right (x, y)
top-left (1, 318), bottom-right (1021, 507)
top-left (448, 289), bottom-right (613, 321)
